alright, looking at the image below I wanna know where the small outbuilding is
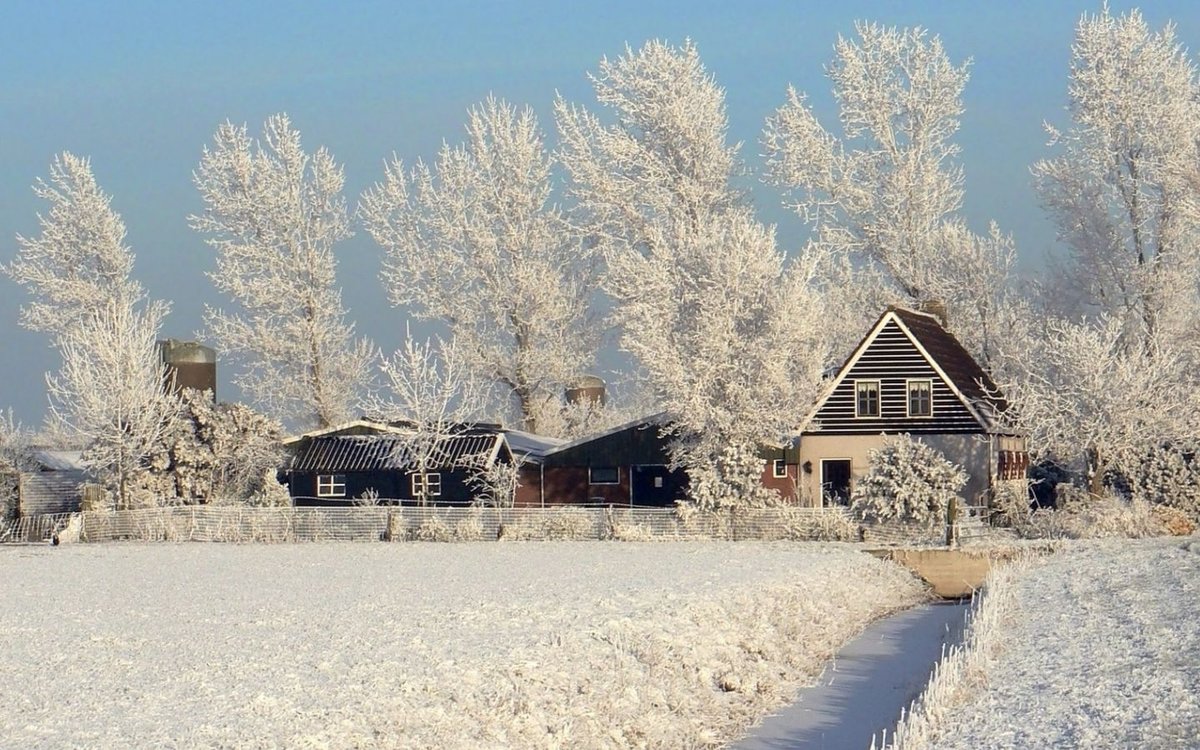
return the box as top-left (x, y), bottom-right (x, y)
top-left (281, 420), bottom-right (514, 506)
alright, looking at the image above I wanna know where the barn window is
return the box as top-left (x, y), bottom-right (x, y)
top-left (772, 459), bottom-right (787, 478)
top-left (907, 379), bottom-right (933, 417)
top-left (589, 467), bottom-right (619, 485)
top-left (855, 380), bottom-right (880, 418)
top-left (316, 474), bottom-right (346, 497)
top-left (411, 473), bottom-right (442, 497)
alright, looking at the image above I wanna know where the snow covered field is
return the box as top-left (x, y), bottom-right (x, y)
top-left (899, 538), bottom-right (1200, 749)
top-left (0, 542), bottom-right (925, 748)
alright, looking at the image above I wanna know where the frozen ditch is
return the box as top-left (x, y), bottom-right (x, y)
top-left (730, 600), bottom-right (968, 749)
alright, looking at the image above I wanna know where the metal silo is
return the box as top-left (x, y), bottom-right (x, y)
top-left (157, 339), bottom-right (217, 399)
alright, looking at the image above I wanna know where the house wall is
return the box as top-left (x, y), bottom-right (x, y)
top-left (797, 433), bottom-right (994, 508)
top-left (542, 466), bottom-right (631, 506)
top-left (514, 465), bottom-right (543, 507)
top-left (289, 469), bottom-right (479, 506)
top-left (759, 461), bottom-right (800, 504)
top-left (17, 471), bottom-right (88, 516)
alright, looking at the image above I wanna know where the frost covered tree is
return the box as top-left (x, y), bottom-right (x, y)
top-left (609, 209), bottom-right (828, 509)
top-left (4, 153), bottom-right (145, 336)
top-left (1034, 7), bottom-right (1200, 351)
top-left (192, 114), bottom-right (373, 429)
top-left (850, 435), bottom-right (966, 527)
top-left (47, 301), bottom-right (179, 510)
top-left (7, 154), bottom-right (177, 510)
top-left (999, 314), bottom-right (1200, 498)
top-left (763, 23), bottom-right (1018, 363)
top-left (360, 97), bottom-right (599, 434)
top-left (556, 39), bottom-right (740, 253)
top-left (558, 40), bottom-right (829, 508)
top-left (365, 332), bottom-right (487, 505)
top-left (0, 411), bottom-right (35, 521)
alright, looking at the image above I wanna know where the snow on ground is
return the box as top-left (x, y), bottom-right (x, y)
top-left (0, 542), bottom-right (926, 749)
top-left (899, 538), bottom-right (1200, 749)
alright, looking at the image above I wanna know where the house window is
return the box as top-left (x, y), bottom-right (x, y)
top-left (589, 467), bottom-right (619, 485)
top-left (411, 473), bottom-right (442, 497)
top-left (316, 474), bottom-right (346, 498)
top-left (908, 379), bottom-right (933, 417)
top-left (772, 459), bottom-right (787, 479)
top-left (855, 380), bottom-right (880, 418)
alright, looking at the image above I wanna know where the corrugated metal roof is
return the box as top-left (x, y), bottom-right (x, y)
top-left (289, 433), bottom-right (503, 473)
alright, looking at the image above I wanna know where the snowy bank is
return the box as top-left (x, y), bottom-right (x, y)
top-left (0, 542), bottom-right (926, 748)
top-left (889, 538), bottom-right (1200, 749)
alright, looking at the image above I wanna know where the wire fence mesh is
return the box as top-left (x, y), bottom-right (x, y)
top-left (0, 505), bottom-right (1007, 545)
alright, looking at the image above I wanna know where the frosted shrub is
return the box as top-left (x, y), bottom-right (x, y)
top-left (453, 509), bottom-right (486, 541)
top-left (1130, 446), bottom-right (1200, 522)
top-left (850, 435), bottom-right (967, 528)
top-left (415, 514), bottom-right (453, 542)
top-left (992, 479), bottom-right (1035, 531)
top-left (687, 443), bottom-right (780, 510)
top-left (607, 509), bottom-right (657, 541)
top-left (1041, 486), bottom-right (1167, 539)
top-left (505, 507), bottom-right (597, 540)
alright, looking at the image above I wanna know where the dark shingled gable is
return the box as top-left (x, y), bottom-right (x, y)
top-left (889, 306), bottom-right (1008, 416)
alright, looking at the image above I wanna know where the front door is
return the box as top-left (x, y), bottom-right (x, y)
top-left (630, 464), bottom-right (688, 507)
top-left (821, 459), bottom-right (852, 506)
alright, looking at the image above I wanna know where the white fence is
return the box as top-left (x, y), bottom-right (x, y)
top-left (0, 505), bottom-right (876, 544)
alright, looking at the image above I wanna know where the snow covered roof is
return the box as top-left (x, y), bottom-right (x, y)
top-left (288, 433), bottom-right (506, 473)
top-left (281, 419), bottom-right (414, 446)
top-left (31, 450), bottom-right (88, 472)
top-left (501, 429), bottom-right (566, 460)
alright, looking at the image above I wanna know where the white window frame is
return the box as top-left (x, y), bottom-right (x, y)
top-left (855, 379), bottom-right (881, 418)
top-left (588, 467), bottom-right (620, 485)
top-left (906, 378), bottom-right (934, 418)
top-left (772, 458), bottom-right (787, 479)
top-left (316, 474), bottom-right (346, 498)
top-left (411, 472), bottom-right (442, 497)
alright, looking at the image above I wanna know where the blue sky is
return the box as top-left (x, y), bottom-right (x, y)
top-left (1, 1), bottom-right (1197, 426)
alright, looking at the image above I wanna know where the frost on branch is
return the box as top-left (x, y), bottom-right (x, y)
top-left (361, 97), bottom-right (600, 433)
top-left (3, 153), bottom-right (145, 336)
top-left (47, 300), bottom-right (180, 511)
top-left (763, 24), bottom-right (1020, 367)
top-left (192, 114), bottom-right (373, 429)
top-left (365, 332), bottom-right (488, 505)
top-left (850, 435), bottom-right (966, 528)
top-left (1034, 7), bottom-right (1200, 352)
top-left (558, 40), bottom-right (828, 505)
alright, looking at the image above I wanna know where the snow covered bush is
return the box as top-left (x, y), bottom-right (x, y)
top-left (1130, 445), bottom-right (1200, 522)
top-left (1035, 485), bottom-right (1167, 539)
top-left (453, 509), bottom-right (486, 542)
top-left (504, 507), bottom-right (597, 541)
top-left (415, 515), bottom-right (453, 542)
top-left (850, 435), bottom-right (967, 528)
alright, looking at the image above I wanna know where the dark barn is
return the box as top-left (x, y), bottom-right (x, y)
top-left (282, 421), bottom-right (512, 506)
